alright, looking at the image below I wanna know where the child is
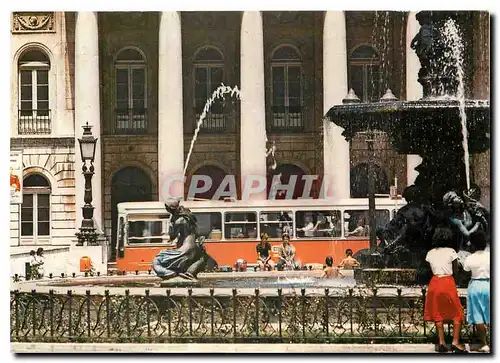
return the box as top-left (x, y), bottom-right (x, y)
top-left (424, 227), bottom-right (466, 353)
top-left (339, 249), bottom-right (360, 269)
top-left (256, 233), bottom-right (274, 271)
top-left (322, 256), bottom-right (342, 278)
top-left (463, 231), bottom-right (490, 353)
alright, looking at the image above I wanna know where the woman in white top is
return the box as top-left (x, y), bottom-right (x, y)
top-left (463, 231), bottom-right (490, 353)
top-left (424, 227), bottom-right (466, 353)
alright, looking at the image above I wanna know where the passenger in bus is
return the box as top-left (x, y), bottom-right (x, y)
top-left (339, 249), bottom-right (361, 269)
top-left (142, 224), bottom-right (152, 243)
top-left (322, 256), bottom-right (342, 278)
top-left (296, 216), bottom-right (319, 237)
top-left (345, 217), bottom-right (367, 237)
top-left (277, 232), bottom-right (300, 271)
top-left (256, 233), bottom-right (275, 271)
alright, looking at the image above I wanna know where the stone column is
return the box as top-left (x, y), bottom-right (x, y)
top-left (240, 11), bottom-right (267, 200)
top-left (323, 11), bottom-right (350, 200)
top-left (406, 12), bottom-right (423, 186)
top-left (75, 11), bottom-right (102, 231)
top-left (158, 12), bottom-right (184, 201)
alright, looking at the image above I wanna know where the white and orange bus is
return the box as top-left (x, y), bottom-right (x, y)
top-left (114, 198), bottom-right (404, 272)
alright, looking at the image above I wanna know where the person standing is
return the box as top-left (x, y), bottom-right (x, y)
top-left (463, 231), bottom-right (490, 353)
top-left (339, 249), bottom-right (360, 269)
top-left (424, 227), bottom-right (467, 353)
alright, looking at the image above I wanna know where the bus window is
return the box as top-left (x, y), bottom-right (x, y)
top-left (344, 210), bottom-right (390, 238)
top-left (127, 214), bottom-right (170, 244)
top-left (224, 212), bottom-right (257, 239)
top-left (259, 211), bottom-right (293, 239)
top-left (193, 212), bottom-right (222, 240)
top-left (295, 210), bottom-right (341, 238)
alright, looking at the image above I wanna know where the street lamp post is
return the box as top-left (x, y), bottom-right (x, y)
top-left (76, 122), bottom-right (98, 246)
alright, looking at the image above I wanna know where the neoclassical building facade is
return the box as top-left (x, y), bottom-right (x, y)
top-left (9, 11), bottom-right (490, 265)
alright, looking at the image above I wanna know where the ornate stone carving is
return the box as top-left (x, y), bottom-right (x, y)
top-left (12, 12), bottom-right (55, 33)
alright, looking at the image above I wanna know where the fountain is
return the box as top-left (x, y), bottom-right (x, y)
top-left (325, 11), bottom-right (490, 283)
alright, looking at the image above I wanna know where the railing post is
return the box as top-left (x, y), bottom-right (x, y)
top-left (86, 290), bottom-right (91, 338)
top-left (232, 288), bottom-right (237, 342)
top-left (166, 289), bottom-right (172, 338)
top-left (277, 288), bottom-right (283, 341)
top-left (397, 288), bottom-right (402, 338)
top-left (105, 290), bottom-right (111, 339)
top-left (49, 289), bottom-right (54, 339)
top-left (145, 289), bottom-right (151, 339)
top-left (125, 289), bottom-right (131, 339)
top-left (255, 289), bottom-right (260, 337)
top-left (347, 289), bottom-right (353, 335)
top-left (14, 290), bottom-right (20, 339)
top-left (324, 288), bottom-right (330, 337)
top-left (301, 288), bottom-right (306, 340)
top-left (372, 288), bottom-right (378, 336)
top-left (421, 288), bottom-right (427, 337)
top-left (188, 288), bottom-right (193, 337)
top-left (210, 288), bottom-right (215, 338)
top-left (30, 290), bottom-right (36, 338)
top-left (67, 290), bottom-right (73, 340)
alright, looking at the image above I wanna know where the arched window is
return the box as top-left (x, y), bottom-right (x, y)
top-left (349, 45), bottom-right (381, 102)
top-left (21, 174), bottom-right (51, 241)
top-left (18, 49), bottom-right (51, 134)
top-left (267, 164), bottom-right (311, 200)
top-left (350, 162), bottom-right (389, 198)
top-left (114, 48), bottom-right (147, 133)
top-left (271, 46), bottom-right (303, 131)
top-left (193, 47), bottom-right (225, 132)
top-left (189, 165), bottom-right (228, 201)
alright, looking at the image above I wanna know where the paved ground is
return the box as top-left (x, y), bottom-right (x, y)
top-left (11, 343), bottom-right (441, 353)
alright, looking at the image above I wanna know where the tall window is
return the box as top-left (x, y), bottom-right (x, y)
top-left (18, 49), bottom-right (51, 134)
top-left (271, 46), bottom-right (303, 131)
top-left (21, 174), bottom-right (51, 243)
top-left (115, 48), bottom-right (147, 133)
top-left (349, 45), bottom-right (381, 102)
top-left (194, 47), bottom-right (224, 132)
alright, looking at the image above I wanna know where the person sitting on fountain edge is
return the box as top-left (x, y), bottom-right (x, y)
top-left (256, 233), bottom-right (274, 271)
top-left (424, 227), bottom-right (467, 353)
top-left (276, 232), bottom-right (300, 271)
top-left (339, 249), bottom-right (360, 269)
top-left (322, 256), bottom-right (342, 278)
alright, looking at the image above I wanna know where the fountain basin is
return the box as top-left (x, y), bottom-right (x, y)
top-left (326, 99), bottom-right (490, 155)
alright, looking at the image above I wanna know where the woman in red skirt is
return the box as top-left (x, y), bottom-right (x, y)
top-left (424, 227), bottom-right (467, 353)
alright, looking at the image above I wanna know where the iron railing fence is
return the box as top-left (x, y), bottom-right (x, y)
top-left (10, 288), bottom-right (482, 344)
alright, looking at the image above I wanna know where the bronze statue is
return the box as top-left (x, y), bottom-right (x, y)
top-left (152, 199), bottom-right (217, 280)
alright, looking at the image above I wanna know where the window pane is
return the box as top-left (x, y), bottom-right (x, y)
top-left (225, 212), bottom-right (257, 222)
top-left (20, 85), bottom-right (32, 102)
top-left (20, 101), bottom-right (32, 111)
top-left (37, 194), bottom-right (49, 206)
top-left (117, 101), bottom-right (128, 110)
top-left (367, 65), bottom-right (381, 102)
top-left (273, 46), bottom-right (300, 61)
top-left (344, 210), bottom-right (389, 238)
top-left (37, 208), bottom-right (50, 222)
top-left (295, 210), bottom-right (341, 238)
top-left (38, 222), bottom-right (50, 236)
top-left (37, 85), bottom-right (49, 102)
top-left (37, 101), bottom-right (49, 111)
top-left (288, 81), bottom-right (301, 100)
top-left (132, 99), bottom-right (145, 110)
top-left (21, 222), bottom-right (33, 236)
top-left (272, 67), bottom-right (285, 105)
top-left (20, 70), bottom-right (32, 85)
top-left (21, 207), bottom-right (33, 222)
top-left (272, 67), bottom-right (285, 82)
top-left (132, 82), bottom-right (145, 100)
top-left (116, 69), bottom-right (129, 83)
top-left (37, 70), bottom-right (48, 85)
top-left (259, 211), bottom-right (293, 239)
top-left (116, 84), bottom-right (128, 103)
top-left (132, 68), bottom-right (145, 84)
top-left (22, 194), bottom-right (33, 207)
top-left (193, 212), bottom-right (222, 240)
top-left (210, 67), bottom-right (223, 90)
top-left (224, 223), bottom-right (258, 239)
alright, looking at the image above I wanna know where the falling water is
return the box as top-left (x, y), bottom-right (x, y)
top-left (442, 19), bottom-right (471, 190)
top-left (183, 84), bottom-right (241, 176)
